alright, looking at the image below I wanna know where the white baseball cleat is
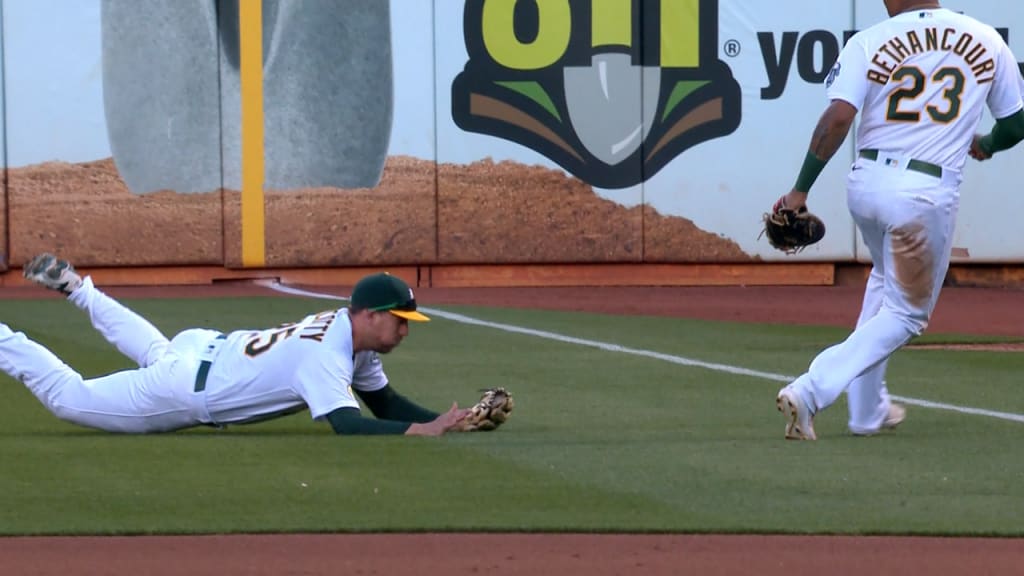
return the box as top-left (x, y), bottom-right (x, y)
top-left (777, 387), bottom-right (816, 440)
top-left (851, 402), bottom-right (906, 436)
top-left (882, 402), bottom-right (906, 430)
top-left (23, 253), bottom-right (83, 295)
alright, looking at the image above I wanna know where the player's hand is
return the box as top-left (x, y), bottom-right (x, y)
top-left (405, 403), bottom-right (470, 436)
top-left (773, 190), bottom-right (808, 213)
top-left (969, 134), bottom-right (992, 161)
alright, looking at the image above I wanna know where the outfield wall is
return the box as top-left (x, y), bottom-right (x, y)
top-left (0, 0), bottom-right (1022, 275)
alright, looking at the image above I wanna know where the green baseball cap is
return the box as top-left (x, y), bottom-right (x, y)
top-left (350, 273), bottom-right (430, 322)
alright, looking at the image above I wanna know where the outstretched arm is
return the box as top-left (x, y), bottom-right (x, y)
top-left (325, 403), bottom-right (468, 436)
top-left (325, 385), bottom-right (470, 436)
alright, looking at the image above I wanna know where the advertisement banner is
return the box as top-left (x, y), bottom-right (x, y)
top-left (2, 0), bottom-right (1022, 268)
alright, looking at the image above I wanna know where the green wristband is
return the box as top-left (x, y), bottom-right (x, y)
top-left (794, 151), bottom-right (827, 193)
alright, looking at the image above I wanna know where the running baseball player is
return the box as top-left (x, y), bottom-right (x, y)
top-left (771, 0), bottom-right (1024, 439)
top-left (0, 254), bottom-right (470, 435)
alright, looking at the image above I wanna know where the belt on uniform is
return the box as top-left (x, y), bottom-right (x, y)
top-left (194, 334), bottom-right (227, 393)
top-left (858, 149), bottom-right (942, 178)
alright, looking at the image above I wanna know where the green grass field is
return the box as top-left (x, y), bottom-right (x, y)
top-left (1, 295), bottom-right (1022, 536)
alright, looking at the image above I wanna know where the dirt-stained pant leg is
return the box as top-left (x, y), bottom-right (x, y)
top-left (793, 157), bottom-right (960, 433)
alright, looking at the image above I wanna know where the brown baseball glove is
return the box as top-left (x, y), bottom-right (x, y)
top-left (458, 387), bottom-right (514, 432)
top-left (761, 203), bottom-right (826, 254)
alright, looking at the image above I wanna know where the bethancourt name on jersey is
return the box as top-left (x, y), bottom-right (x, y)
top-left (757, 27), bottom-right (1021, 100)
top-left (866, 27), bottom-right (997, 84)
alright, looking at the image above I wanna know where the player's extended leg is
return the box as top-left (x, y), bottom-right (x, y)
top-left (799, 204), bottom-right (930, 408)
top-left (0, 322), bottom-right (198, 433)
top-left (68, 277), bottom-right (170, 367)
top-left (823, 189), bottom-right (954, 396)
top-left (780, 168), bottom-right (958, 437)
top-left (779, 205), bottom-right (899, 433)
top-left (24, 254), bottom-right (170, 367)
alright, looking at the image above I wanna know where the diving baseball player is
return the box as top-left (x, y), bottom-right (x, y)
top-left (0, 254), bottom-right (469, 435)
top-left (772, 0), bottom-right (1024, 439)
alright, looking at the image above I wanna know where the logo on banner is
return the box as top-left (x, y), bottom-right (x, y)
top-left (452, 0), bottom-right (741, 189)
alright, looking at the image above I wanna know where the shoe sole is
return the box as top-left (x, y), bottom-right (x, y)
top-left (23, 254), bottom-right (77, 294)
top-left (777, 393), bottom-right (814, 440)
top-left (24, 255), bottom-right (56, 278)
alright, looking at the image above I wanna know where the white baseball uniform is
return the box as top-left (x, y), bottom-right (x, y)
top-left (786, 8), bottom-right (1023, 433)
top-left (0, 276), bottom-right (387, 432)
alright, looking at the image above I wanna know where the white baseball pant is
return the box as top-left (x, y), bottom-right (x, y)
top-left (788, 151), bottom-right (961, 433)
top-left (0, 277), bottom-right (218, 432)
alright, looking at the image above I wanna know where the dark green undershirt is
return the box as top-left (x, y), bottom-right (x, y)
top-left (356, 386), bottom-right (440, 423)
top-left (324, 386), bottom-right (440, 435)
top-left (325, 408), bottom-right (412, 435)
top-left (793, 151), bottom-right (827, 193)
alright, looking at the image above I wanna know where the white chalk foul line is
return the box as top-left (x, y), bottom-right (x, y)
top-left (264, 281), bottom-right (1024, 425)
